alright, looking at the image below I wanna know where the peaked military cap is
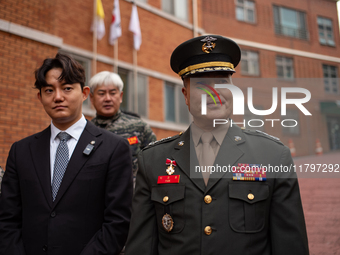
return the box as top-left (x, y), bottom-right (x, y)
top-left (170, 35), bottom-right (241, 78)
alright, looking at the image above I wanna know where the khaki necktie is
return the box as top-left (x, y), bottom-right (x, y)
top-left (201, 132), bottom-right (214, 186)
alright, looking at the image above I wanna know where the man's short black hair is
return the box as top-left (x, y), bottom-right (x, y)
top-left (34, 53), bottom-right (86, 90)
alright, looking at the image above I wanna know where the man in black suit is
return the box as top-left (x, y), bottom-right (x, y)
top-left (125, 35), bottom-right (309, 254)
top-left (0, 53), bottom-right (133, 255)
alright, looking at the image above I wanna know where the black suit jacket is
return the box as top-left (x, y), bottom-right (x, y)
top-left (0, 121), bottom-right (133, 255)
top-left (125, 125), bottom-right (309, 255)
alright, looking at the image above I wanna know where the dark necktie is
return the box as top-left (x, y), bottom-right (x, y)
top-left (52, 132), bottom-right (72, 201)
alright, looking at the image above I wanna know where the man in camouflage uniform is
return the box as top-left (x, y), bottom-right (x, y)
top-left (89, 71), bottom-right (156, 187)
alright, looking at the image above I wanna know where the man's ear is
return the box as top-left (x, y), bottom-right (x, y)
top-left (82, 86), bottom-right (90, 102)
top-left (119, 91), bottom-right (123, 103)
top-left (37, 91), bottom-right (42, 103)
top-left (182, 86), bottom-right (189, 106)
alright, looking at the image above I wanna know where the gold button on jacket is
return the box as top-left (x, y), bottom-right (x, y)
top-left (204, 226), bottom-right (212, 235)
top-left (204, 195), bottom-right (212, 204)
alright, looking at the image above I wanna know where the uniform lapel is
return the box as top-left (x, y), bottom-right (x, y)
top-left (51, 121), bottom-right (103, 208)
top-left (172, 128), bottom-right (206, 193)
top-left (30, 127), bottom-right (53, 208)
top-left (205, 125), bottom-right (245, 193)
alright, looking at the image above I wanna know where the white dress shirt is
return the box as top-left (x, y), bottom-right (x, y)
top-left (50, 115), bottom-right (87, 183)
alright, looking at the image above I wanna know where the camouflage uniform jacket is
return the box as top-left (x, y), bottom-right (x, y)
top-left (91, 111), bottom-right (157, 180)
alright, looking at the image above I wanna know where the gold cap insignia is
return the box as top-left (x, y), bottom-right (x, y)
top-left (201, 36), bottom-right (217, 53)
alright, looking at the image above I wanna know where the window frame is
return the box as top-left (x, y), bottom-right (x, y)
top-left (235, 0), bottom-right (256, 24)
top-left (317, 16), bottom-right (335, 47)
top-left (161, 0), bottom-right (188, 21)
top-left (322, 64), bottom-right (339, 94)
top-left (276, 55), bottom-right (295, 81)
top-left (164, 81), bottom-right (191, 125)
top-left (273, 5), bottom-right (308, 40)
top-left (241, 50), bottom-right (260, 76)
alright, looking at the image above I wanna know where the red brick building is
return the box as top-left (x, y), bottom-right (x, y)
top-left (1, 0), bottom-right (340, 167)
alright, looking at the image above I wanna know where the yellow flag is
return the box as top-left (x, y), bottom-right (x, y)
top-left (97, 0), bottom-right (105, 19)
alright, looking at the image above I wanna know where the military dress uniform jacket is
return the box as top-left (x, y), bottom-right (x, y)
top-left (0, 121), bottom-right (133, 255)
top-left (125, 125), bottom-right (309, 255)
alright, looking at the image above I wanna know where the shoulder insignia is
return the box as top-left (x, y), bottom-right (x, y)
top-left (144, 134), bottom-right (180, 150)
top-left (242, 129), bottom-right (283, 145)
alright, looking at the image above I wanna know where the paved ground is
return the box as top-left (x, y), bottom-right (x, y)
top-left (294, 151), bottom-right (340, 255)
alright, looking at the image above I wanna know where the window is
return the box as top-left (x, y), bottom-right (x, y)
top-left (282, 109), bottom-right (300, 135)
top-left (118, 68), bottom-right (149, 117)
top-left (276, 56), bottom-right (294, 80)
top-left (273, 6), bottom-right (308, 40)
top-left (323, 64), bottom-right (339, 94)
top-left (162, 0), bottom-right (188, 21)
top-left (164, 82), bottom-right (190, 124)
top-left (236, 0), bottom-right (256, 23)
top-left (318, 17), bottom-right (335, 46)
top-left (241, 50), bottom-right (260, 76)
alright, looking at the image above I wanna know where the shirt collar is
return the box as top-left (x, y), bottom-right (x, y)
top-left (191, 120), bottom-right (230, 147)
top-left (51, 115), bottom-right (87, 142)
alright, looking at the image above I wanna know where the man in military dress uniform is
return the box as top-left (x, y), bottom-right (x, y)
top-left (125, 35), bottom-right (309, 255)
top-left (89, 71), bottom-right (156, 187)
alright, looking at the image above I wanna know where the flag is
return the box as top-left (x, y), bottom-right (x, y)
top-left (129, 5), bottom-right (142, 50)
top-left (109, 0), bottom-right (122, 45)
top-left (92, 0), bottom-right (106, 40)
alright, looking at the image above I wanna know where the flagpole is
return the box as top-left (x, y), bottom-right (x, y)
top-left (92, 0), bottom-right (97, 76)
top-left (114, 40), bottom-right (119, 73)
top-left (133, 48), bottom-right (138, 113)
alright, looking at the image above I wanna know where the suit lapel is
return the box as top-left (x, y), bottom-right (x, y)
top-left (52, 121), bottom-right (103, 208)
top-left (205, 125), bottom-right (245, 193)
top-left (30, 127), bottom-right (53, 208)
top-left (172, 128), bottom-right (206, 193)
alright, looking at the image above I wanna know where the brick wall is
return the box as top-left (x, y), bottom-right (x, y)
top-left (0, 32), bottom-right (57, 166)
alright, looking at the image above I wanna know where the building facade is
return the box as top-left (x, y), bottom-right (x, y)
top-left (1, 0), bottom-right (340, 167)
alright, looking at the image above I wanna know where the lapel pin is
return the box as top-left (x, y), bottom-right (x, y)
top-left (83, 143), bottom-right (94, 156)
top-left (178, 141), bottom-right (184, 146)
top-left (90, 141), bottom-right (95, 145)
top-left (234, 136), bottom-right (242, 141)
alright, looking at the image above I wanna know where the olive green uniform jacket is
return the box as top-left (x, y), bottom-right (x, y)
top-left (125, 125), bottom-right (309, 255)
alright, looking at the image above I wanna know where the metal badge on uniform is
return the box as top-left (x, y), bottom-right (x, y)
top-left (232, 163), bottom-right (267, 181)
top-left (201, 36), bottom-right (217, 53)
top-left (234, 136), bottom-right (242, 141)
top-left (83, 143), bottom-right (94, 156)
top-left (127, 136), bottom-right (138, 145)
top-left (178, 141), bottom-right (184, 146)
top-left (162, 213), bottom-right (174, 232)
top-left (166, 158), bottom-right (176, 175)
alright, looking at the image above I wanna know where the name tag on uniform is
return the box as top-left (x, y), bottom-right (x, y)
top-left (157, 175), bottom-right (180, 184)
top-left (127, 136), bottom-right (138, 145)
